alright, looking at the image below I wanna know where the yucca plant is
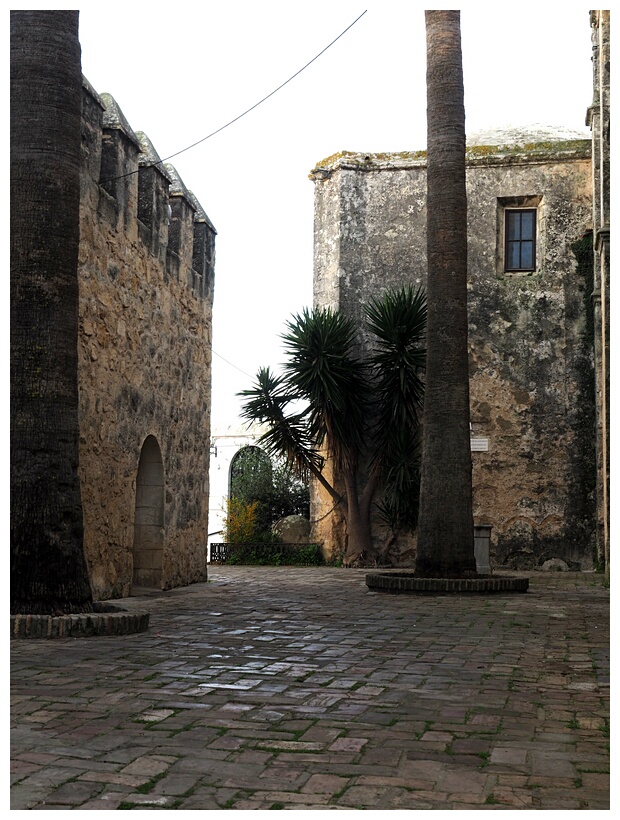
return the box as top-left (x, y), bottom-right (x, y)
top-left (366, 285), bottom-right (426, 536)
top-left (239, 286), bottom-right (426, 566)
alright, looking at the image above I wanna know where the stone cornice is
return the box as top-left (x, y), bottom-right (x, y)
top-left (310, 141), bottom-right (591, 179)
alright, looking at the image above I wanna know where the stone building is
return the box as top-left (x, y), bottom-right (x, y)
top-left (207, 424), bottom-right (266, 556)
top-left (78, 78), bottom-right (216, 599)
top-left (587, 10), bottom-right (610, 574)
top-left (309, 125), bottom-right (596, 570)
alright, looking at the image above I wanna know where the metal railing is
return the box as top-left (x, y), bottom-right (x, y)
top-left (209, 542), bottom-right (323, 566)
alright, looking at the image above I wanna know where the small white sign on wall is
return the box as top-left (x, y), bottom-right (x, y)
top-left (470, 437), bottom-right (489, 452)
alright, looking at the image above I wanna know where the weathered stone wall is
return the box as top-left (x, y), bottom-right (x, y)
top-left (77, 79), bottom-right (216, 599)
top-left (587, 10), bottom-right (611, 572)
top-left (310, 137), bottom-right (596, 569)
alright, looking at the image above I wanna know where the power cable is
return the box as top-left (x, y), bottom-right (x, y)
top-left (162, 9), bottom-right (367, 165)
top-left (212, 349), bottom-right (255, 379)
top-left (102, 10), bottom-right (367, 183)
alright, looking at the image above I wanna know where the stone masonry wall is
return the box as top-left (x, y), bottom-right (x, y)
top-left (310, 139), bottom-right (595, 570)
top-left (77, 79), bottom-right (216, 599)
top-left (587, 10), bottom-right (611, 571)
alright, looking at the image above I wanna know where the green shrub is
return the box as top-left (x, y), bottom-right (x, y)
top-left (219, 542), bottom-right (324, 566)
top-left (223, 498), bottom-right (258, 543)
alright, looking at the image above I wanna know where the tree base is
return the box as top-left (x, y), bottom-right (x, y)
top-left (10, 602), bottom-right (150, 638)
top-left (365, 572), bottom-right (529, 594)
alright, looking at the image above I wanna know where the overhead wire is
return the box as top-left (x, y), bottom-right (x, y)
top-left (161, 9), bottom-right (367, 165)
top-left (212, 349), bottom-right (254, 379)
top-left (103, 11), bottom-right (369, 385)
top-left (102, 10), bottom-right (368, 183)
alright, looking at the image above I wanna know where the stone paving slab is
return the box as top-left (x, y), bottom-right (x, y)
top-left (10, 567), bottom-right (610, 810)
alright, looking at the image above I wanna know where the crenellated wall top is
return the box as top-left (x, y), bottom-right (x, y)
top-left (80, 77), bottom-right (215, 299)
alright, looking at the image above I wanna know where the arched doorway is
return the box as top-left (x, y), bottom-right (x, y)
top-left (229, 445), bottom-right (273, 500)
top-left (132, 435), bottom-right (164, 589)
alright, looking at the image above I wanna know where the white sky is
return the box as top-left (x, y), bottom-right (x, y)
top-left (74, 2), bottom-right (595, 430)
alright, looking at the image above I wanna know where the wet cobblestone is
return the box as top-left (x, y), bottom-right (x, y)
top-left (11, 567), bottom-right (610, 810)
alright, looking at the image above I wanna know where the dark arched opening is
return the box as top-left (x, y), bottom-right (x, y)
top-left (132, 435), bottom-right (164, 589)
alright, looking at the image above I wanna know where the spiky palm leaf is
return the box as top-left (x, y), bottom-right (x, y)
top-left (365, 285), bottom-right (426, 452)
top-left (281, 307), bottom-right (369, 470)
top-left (364, 285), bottom-right (426, 533)
top-left (238, 367), bottom-right (323, 480)
top-left (375, 425), bottom-right (422, 532)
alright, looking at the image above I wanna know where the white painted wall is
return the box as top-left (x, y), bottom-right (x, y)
top-left (207, 423), bottom-right (266, 560)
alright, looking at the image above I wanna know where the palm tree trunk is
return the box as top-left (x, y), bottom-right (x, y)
top-left (415, 10), bottom-right (477, 578)
top-left (11, 10), bottom-right (93, 613)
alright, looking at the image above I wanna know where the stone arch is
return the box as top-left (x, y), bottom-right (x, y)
top-left (228, 445), bottom-right (272, 501)
top-left (132, 435), bottom-right (165, 589)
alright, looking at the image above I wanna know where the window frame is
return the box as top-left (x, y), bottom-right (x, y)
top-left (504, 208), bottom-right (537, 272)
top-left (496, 196), bottom-right (543, 276)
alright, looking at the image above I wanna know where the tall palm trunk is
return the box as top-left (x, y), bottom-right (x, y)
top-left (11, 10), bottom-right (93, 613)
top-left (415, 10), bottom-right (477, 578)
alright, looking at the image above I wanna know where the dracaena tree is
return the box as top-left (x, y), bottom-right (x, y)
top-left (239, 285), bottom-right (426, 566)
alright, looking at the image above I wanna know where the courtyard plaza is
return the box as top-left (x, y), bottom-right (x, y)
top-left (11, 565), bottom-right (609, 810)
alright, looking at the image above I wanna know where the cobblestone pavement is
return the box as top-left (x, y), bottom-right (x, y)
top-left (11, 567), bottom-right (610, 810)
